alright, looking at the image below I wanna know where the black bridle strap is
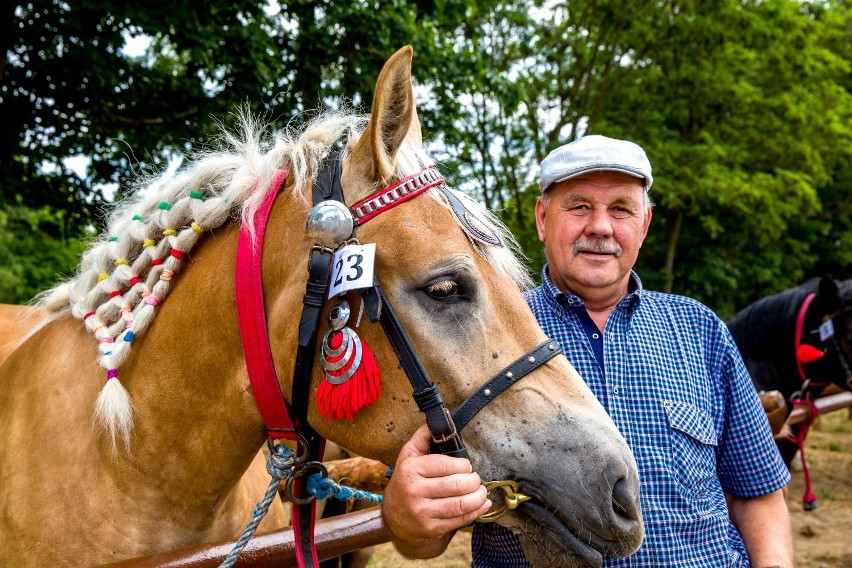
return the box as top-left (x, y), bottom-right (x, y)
top-left (360, 281), bottom-right (468, 458)
top-left (287, 155), bottom-right (347, 568)
top-left (452, 340), bottom-right (563, 432)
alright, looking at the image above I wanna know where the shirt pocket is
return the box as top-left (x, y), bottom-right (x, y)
top-left (664, 400), bottom-right (718, 495)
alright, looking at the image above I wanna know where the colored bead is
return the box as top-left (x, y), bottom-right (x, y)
top-left (163, 229), bottom-right (176, 236)
top-left (132, 214), bottom-right (144, 221)
top-left (108, 236), bottom-right (119, 242)
top-left (83, 311), bottom-right (95, 320)
top-left (115, 259), bottom-right (128, 266)
top-left (98, 273), bottom-right (108, 282)
top-left (170, 248), bottom-right (185, 260)
top-left (191, 222), bottom-right (204, 234)
top-left (124, 331), bottom-right (136, 341)
top-left (151, 258), bottom-right (163, 266)
top-left (129, 276), bottom-right (141, 286)
top-left (160, 269), bottom-right (174, 281)
top-left (109, 290), bottom-right (122, 298)
top-left (190, 191), bottom-right (204, 199)
top-left (158, 202), bottom-right (172, 210)
top-left (143, 239), bottom-right (156, 248)
top-left (107, 369), bottom-right (119, 379)
top-left (146, 295), bottom-right (160, 306)
top-left (99, 337), bottom-right (113, 344)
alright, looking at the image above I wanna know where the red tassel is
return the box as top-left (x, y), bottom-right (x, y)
top-left (317, 330), bottom-right (381, 421)
top-left (796, 344), bottom-right (825, 364)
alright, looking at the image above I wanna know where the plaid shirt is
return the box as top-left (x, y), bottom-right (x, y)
top-left (472, 268), bottom-right (790, 567)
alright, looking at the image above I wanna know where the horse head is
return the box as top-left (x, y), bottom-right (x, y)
top-left (0, 47), bottom-right (642, 567)
top-left (802, 275), bottom-right (852, 392)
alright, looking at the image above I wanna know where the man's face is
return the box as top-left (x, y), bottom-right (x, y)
top-left (534, 171), bottom-right (652, 299)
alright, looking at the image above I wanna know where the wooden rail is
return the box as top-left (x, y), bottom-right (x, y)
top-left (97, 457), bottom-right (391, 567)
top-left (97, 507), bottom-right (388, 567)
top-left (787, 391), bottom-right (852, 425)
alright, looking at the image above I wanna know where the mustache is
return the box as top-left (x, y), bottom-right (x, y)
top-left (572, 237), bottom-right (623, 257)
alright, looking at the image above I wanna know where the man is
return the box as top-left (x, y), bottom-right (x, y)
top-left (381, 135), bottom-right (794, 567)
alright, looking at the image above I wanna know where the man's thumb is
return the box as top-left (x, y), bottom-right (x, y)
top-left (396, 424), bottom-right (434, 463)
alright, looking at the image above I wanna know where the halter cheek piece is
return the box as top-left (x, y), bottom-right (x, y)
top-left (236, 155), bottom-right (562, 568)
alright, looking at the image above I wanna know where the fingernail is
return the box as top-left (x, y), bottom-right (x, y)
top-left (485, 499), bottom-right (493, 509)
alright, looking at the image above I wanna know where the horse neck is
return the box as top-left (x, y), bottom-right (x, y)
top-left (106, 193), bottom-right (308, 508)
top-left (728, 288), bottom-right (808, 395)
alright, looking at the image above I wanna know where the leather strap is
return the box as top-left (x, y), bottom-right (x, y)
top-left (795, 293), bottom-right (817, 384)
top-left (235, 170), bottom-right (296, 439)
top-left (452, 340), bottom-right (563, 432)
top-left (360, 282), bottom-right (468, 458)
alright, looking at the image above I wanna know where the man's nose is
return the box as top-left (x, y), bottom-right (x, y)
top-left (585, 207), bottom-right (613, 237)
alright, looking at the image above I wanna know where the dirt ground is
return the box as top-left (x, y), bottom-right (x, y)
top-left (365, 409), bottom-right (852, 568)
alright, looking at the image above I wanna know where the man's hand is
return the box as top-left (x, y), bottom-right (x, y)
top-left (381, 424), bottom-right (492, 559)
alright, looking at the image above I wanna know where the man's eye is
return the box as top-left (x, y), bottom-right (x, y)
top-left (611, 207), bottom-right (633, 218)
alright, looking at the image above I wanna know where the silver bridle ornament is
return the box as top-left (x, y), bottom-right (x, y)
top-left (306, 200), bottom-right (354, 248)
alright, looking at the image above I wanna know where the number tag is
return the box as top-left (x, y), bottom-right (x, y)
top-left (328, 243), bottom-right (376, 298)
top-left (818, 319), bottom-right (835, 342)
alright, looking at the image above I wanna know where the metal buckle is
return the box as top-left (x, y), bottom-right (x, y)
top-left (477, 480), bottom-right (532, 523)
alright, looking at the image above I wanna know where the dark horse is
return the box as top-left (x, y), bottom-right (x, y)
top-left (727, 275), bottom-right (852, 469)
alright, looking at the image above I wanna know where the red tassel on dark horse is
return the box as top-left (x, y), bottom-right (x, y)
top-left (317, 298), bottom-right (381, 421)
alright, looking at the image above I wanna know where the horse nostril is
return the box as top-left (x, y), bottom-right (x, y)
top-left (612, 477), bottom-right (638, 520)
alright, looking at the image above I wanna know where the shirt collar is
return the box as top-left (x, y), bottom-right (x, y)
top-left (540, 265), bottom-right (644, 311)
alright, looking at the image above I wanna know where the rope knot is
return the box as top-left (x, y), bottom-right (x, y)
top-left (266, 444), bottom-right (295, 479)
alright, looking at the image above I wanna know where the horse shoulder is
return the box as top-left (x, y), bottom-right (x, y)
top-left (0, 303), bottom-right (51, 367)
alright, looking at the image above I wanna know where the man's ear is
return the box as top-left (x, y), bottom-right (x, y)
top-left (534, 196), bottom-right (548, 243)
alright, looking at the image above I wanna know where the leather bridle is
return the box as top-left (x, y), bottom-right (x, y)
top-left (235, 154), bottom-right (562, 568)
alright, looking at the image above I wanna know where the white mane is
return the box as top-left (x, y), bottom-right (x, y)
top-left (39, 110), bottom-right (531, 447)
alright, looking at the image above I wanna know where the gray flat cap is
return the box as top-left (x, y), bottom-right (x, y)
top-left (539, 135), bottom-right (653, 192)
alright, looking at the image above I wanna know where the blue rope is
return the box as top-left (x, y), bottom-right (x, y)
top-left (220, 444), bottom-right (295, 568)
top-left (306, 473), bottom-right (383, 503)
top-left (220, 445), bottom-right (383, 568)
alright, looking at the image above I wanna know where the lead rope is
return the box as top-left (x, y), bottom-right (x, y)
top-left (787, 394), bottom-right (820, 511)
top-left (221, 444), bottom-right (297, 568)
top-left (221, 443), bottom-right (384, 568)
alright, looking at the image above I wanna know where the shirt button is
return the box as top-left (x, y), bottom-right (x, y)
top-left (592, 333), bottom-right (600, 339)
top-left (613, 387), bottom-right (619, 395)
top-left (567, 298), bottom-right (575, 304)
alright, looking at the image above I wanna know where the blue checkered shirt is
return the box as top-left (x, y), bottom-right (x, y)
top-left (472, 268), bottom-right (790, 567)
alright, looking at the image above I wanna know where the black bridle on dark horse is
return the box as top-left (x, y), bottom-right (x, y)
top-left (234, 153), bottom-right (562, 568)
top-left (785, 292), bottom-right (852, 511)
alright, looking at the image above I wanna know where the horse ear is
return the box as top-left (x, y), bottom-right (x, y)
top-left (818, 275), bottom-right (842, 312)
top-left (345, 46), bottom-right (419, 200)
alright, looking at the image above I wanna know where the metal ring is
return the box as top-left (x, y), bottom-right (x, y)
top-left (284, 461), bottom-right (330, 505)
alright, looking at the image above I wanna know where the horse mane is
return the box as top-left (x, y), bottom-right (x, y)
top-left (727, 281), bottom-right (813, 360)
top-left (36, 108), bottom-right (531, 447)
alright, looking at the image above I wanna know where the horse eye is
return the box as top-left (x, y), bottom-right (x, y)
top-left (425, 279), bottom-right (459, 299)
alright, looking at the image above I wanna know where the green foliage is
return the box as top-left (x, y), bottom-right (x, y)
top-left (0, 207), bottom-right (91, 304)
top-left (2, 0), bottom-right (850, 316)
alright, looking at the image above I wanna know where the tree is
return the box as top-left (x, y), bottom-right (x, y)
top-left (0, 0), bottom-right (500, 302)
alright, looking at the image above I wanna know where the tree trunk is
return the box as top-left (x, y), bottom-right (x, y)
top-left (664, 208), bottom-right (683, 294)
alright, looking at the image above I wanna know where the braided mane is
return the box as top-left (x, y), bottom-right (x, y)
top-left (38, 110), bottom-right (531, 447)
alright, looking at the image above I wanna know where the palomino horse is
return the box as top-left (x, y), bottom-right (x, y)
top-left (0, 47), bottom-right (643, 567)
